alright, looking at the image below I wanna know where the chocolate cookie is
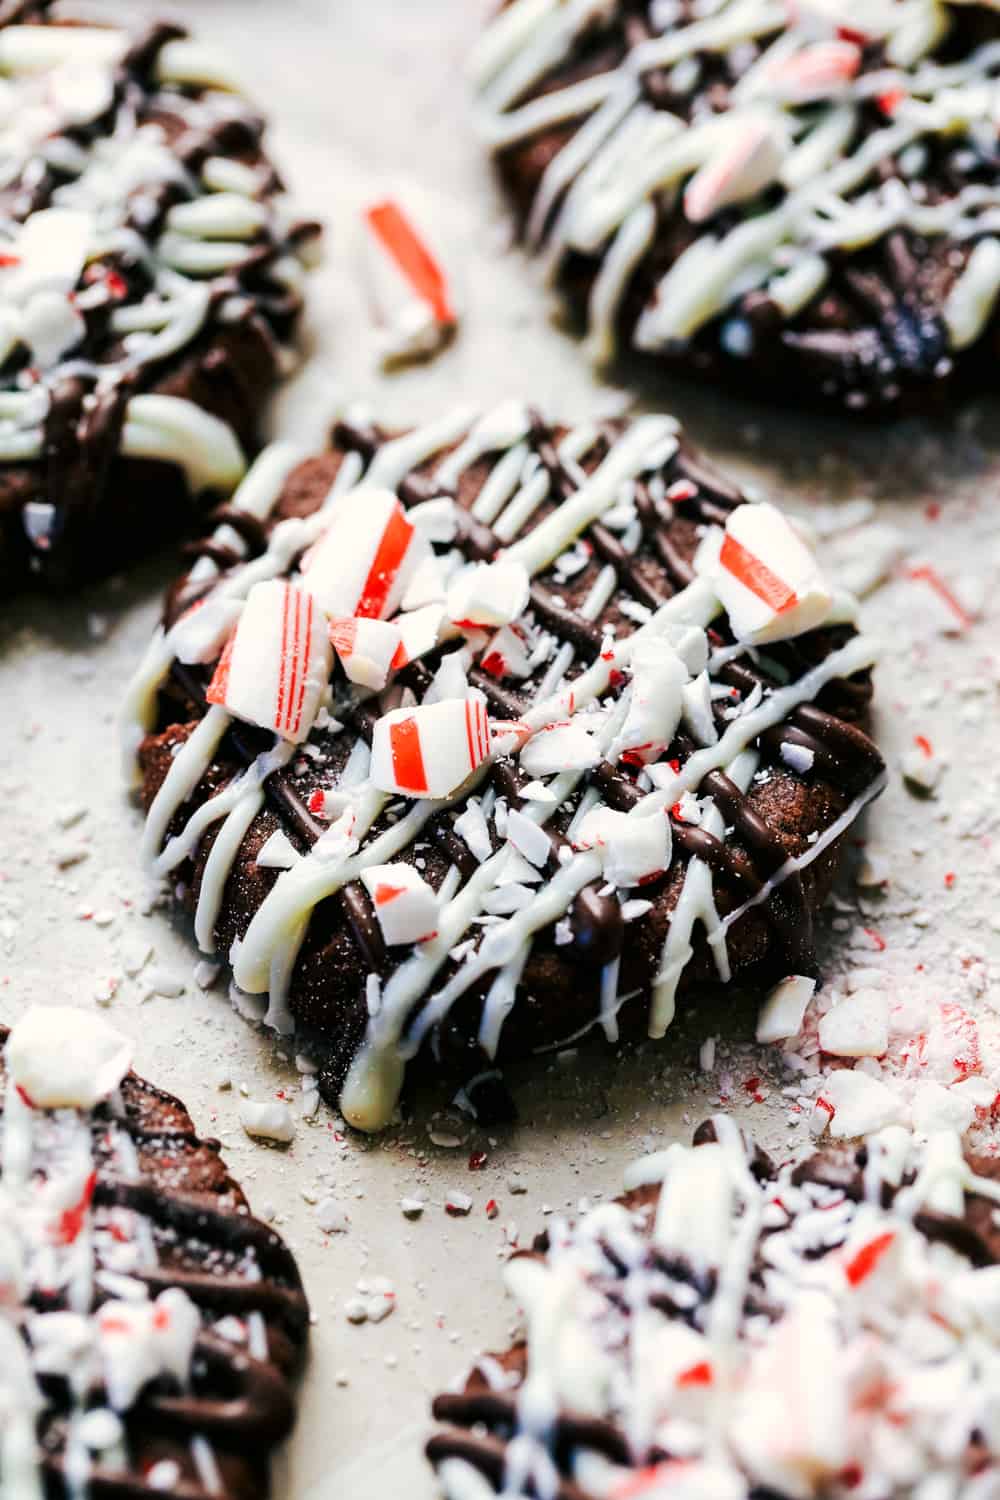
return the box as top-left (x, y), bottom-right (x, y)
top-left (428, 1119), bottom-right (1000, 1498)
top-left (0, 1006), bottom-right (309, 1500)
top-left (124, 403), bottom-right (884, 1133)
top-left (0, 4), bottom-right (318, 592)
top-left (472, 1), bottom-right (1000, 415)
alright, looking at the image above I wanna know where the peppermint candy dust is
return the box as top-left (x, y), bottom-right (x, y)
top-left (0, 7), bottom-right (317, 590)
top-left (0, 1007), bottom-right (308, 1500)
top-left (472, 0), bottom-right (1000, 413)
top-left (125, 402), bottom-right (884, 1132)
top-left (429, 1118), bottom-right (1000, 1500)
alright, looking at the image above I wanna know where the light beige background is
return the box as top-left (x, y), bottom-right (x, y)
top-left (3, 2), bottom-right (1000, 1496)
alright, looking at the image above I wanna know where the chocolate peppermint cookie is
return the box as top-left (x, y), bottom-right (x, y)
top-left (0, 1006), bottom-right (308, 1500)
top-left (0, 5), bottom-right (317, 592)
top-left (429, 1119), bottom-right (1000, 1499)
top-left (124, 403), bottom-right (884, 1133)
top-left (473, 1), bottom-right (1000, 415)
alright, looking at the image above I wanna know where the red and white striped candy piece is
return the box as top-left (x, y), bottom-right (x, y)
top-left (447, 558), bottom-right (530, 631)
top-left (764, 39), bottom-right (862, 102)
top-left (575, 806), bottom-right (670, 888)
top-left (362, 195), bottom-right (458, 366)
top-left (711, 503), bottom-right (832, 644)
top-left (207, 579), bottom-right (332, 744)
top-left (370, 697), bottom-right (492, 798)
top-left (360, 862), bottom-right (440, 946)
top-left (329, 615), bottom-right (401, 692)
top-left (300, 486), bottom-right (429, 622)
top-left (684, 118), bottom-right (785, 224)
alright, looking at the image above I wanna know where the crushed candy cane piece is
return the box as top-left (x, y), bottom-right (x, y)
top-left (360, 862), bottom-right (440, 946)
top-left (704, 503), bottom-right (833, 645)
top-left (363, 195), bottom-right (457, 367)
top-left (823, 1069), bottom-right (903, 1138)
top-left (612, 638), bottom-right (688, 765)
top-left (239, 1100), bottom-right (296, 1144)
top-left (301, 486), bottom-right (428, 621)
top-left (818, 990), bottom-right (889, 1059)
top-left (447, 559), bottom-right (530, 630)
top-left (756, 974), bottom-right (815, 1044)
top-left (764, 39), bottom-right (862, 102)
top-left (519, 720), bottom-right (600, 777)
top-left (7, 1006), bottom-right (131, 1110)
top-left (684, 117), bottom-right (784, 223)
top-left (901, 743), bottom-right (943, 793)
top-left (206, 580), bottom-right (332, 744)
top-left (370, 698), bottom-right (491, 797)
top-left (329, 615), bottom-right (401, 691)
top-left (575, 806), bottom-right (670, 887)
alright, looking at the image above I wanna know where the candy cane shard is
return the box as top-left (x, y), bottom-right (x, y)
top-left (702, 502), bottom-right (833, 644)
top-left (7, 1006), bottom-right (132, 1110)
top-left (207, 580), bottom-right (332, 744)
top-left (684, 117), bottom-right (786, 224)
top-left (1, 207), bottom-right (94, 302)
top-left (610, 638), bottom-right (689, 764)
top-left (575, 805), bottom-right (670, 887)
top-left (392, 603), bottom-right (448, 669)
top-left (300, 486), bottom-right (429, 621)
top-left (446, 558), bottom-right (531, 629)
top-left (360, 863), bottom-right (440, 945)
top-left (762, 39), bottom-right (862, 102)
top-left (370, 698), bottom-right (492, 798)
top-left (362, 195), bottom-right (458, 367)
top-left (329, 615), bottom-right (402, 691)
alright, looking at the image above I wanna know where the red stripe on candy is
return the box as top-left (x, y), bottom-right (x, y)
top-left (206, 630), bottom-right (236, 705)
top-left (366, 199), bottom-right (454, 325)
top-left (374, 883), bottom-right (406, 905)
top-left (293, 592), bottom-right (314, 738)
top-left (389, 717), bottom-right (428, 794)
top-left (275, 582), bottom-right (292, 733)
top-left (845, 1231), bottom-right (896, 1286)
top-left (720, 532), bottom-right (798, 613)
top-left (676, 1361), bottom-right (713, 1387)
top-left (464, 699), bottom-right (478, 773)
top-left (357, 502), bottom-right (414, 619)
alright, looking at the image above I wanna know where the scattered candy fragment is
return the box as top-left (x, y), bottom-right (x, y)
top-left (239, 1100), bottom-right (296, 1145)
top-left (756, 975), bottom-right (816, 1044)
top-left (362, 195), bottom-right (458, 367)
top-left (7, 1006), bottom-right (131, 1110)
top-left (818, 990), bottom-right (889, 1059)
